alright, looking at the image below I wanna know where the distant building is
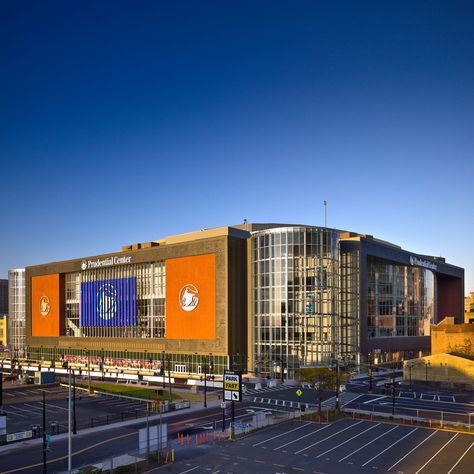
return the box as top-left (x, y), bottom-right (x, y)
top-left (0, 315), bottom-right (7, 349)
top-left (8, 269), bottom-right (26, 357)
top-left (431, 317), bottom-right (474, 356)
top-left (465, 291), bottom-right (474, 324)
top-left (0, 279), bottom-right (8, 315)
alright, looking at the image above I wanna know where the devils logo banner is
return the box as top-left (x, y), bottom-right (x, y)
top-left (80, 278), bottom-right (137, 327)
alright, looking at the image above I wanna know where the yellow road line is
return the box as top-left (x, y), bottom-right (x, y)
top-left (1, 432), bottom-right (135, 474)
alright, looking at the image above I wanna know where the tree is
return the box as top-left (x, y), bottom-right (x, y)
top-left (297, 367), bottom-right (338, 415)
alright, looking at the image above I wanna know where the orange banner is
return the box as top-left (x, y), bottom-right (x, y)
top-left (166, 254), bottom-right (216, 340)
top-left (31, 274), bottom-right (61, 337)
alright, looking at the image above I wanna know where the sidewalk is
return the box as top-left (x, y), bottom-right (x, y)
top-left (0, 398), bottom-right (223, 455)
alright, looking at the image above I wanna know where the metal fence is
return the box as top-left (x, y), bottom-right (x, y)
top-left (343, 402), bottom-right (474, 432)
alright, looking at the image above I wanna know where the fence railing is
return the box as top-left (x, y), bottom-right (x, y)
top-left (343, 402), bottom-right (474, 432)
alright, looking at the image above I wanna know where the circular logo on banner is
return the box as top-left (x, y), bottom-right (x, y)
top-left (97, 283), bottom-right (118, 320)
top-left (409, 256), bottom-right (415, 266)
top-left (81, 261), bottom-right (88, 270)
top-left (179, 284), bottom-right (199, 312)
top-left (39, 296), bottom-right (51, 316)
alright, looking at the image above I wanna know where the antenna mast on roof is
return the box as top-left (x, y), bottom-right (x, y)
top-left (323, 200), bottom-right (327, 227)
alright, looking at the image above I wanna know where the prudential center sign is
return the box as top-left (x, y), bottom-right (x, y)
top-left (409, 255), bottom-right (437, 271)
top-left (81, 255), bottom-right (132, 270)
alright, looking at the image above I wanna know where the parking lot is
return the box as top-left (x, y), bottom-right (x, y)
top-left (159, 418), bottom-right (474, 473)
top-left (2, 386), bottom-right (149, 434)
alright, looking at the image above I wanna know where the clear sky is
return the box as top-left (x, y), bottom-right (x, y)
top-left (1, 1), bottom-right (473, 291)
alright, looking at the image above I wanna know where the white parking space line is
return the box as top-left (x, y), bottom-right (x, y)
top-left (5, 409), bottom-right (27, 418)
top-left (11, 405), bottom-right (42, 414)
top-left (361, 428), bottom-right (418, 467)
top-left (294, 421), bottom-right (364, 454)
top-left (44, 402), bottom-right (68, 411)
top-left (446, 440), bottom-right (474, 474)
top-left (342, 394), bottom-right (365, 407)
top-left (179, 466), bottom-right (200, 474)
top-left (3, 392), bottom-right (14, 397)
top-left (252, 422), bottom-right (312, 447)
top-left (23, 403), bottom-right (47, 411)
top-left (364, 396), bottom-right (386, 404)
top-left (386, 430), bottom-right (438, 472)
top-left (339, 425), bottom-right (399, 462)
top-left (316, 423), bottom-right (380, 458)
top-left (274, 423), bottom-right (333, 451)
top-left (414, 433), bottom-right (459, 474)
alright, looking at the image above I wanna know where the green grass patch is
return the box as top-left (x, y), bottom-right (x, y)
top-left (78, 381), bottom-right (181, 401)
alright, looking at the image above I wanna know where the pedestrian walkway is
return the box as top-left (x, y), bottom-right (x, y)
top-left (244, 384), bottom-right (295, 395)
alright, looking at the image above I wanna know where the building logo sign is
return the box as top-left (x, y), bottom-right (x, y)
top-left (39, 296), bottom-right (51, 316)
top-left (97, 283), bottom-right (118, 320)
top-left (179, 284), bottom-right (199, 312)
top-left (81, 255), bottom-right (132, 271)
top-left (409, 255), bottom-right (437, 271)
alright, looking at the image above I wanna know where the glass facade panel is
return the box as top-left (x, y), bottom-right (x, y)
top-left (367, 257), bottom-right (434, 338)
top-left (8, 269), bottom-right (26, 357)
top-left (252, 227), bottom-right (341, 377)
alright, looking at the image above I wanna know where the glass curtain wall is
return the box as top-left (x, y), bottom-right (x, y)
top-left (340, 249), bottom-right (360, 360)
top-left (367, 257), bottom-right (434, 338)
top-left (65, 262), bottom-right (166, 339)
top-left (252, 227), bottom-right (340, 378)
top-left (8, 269), bottom-right (26, 357)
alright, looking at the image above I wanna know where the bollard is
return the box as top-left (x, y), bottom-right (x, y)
top-left (403, 417), bottom-right (405, 424)
top-left (223, 430), bottom-right (227, 440)
top-left (429, 419), bottom-right (432, 428)
top-left (199, 433), bottom-right (203, 444)
top-left (205, 432), bottom-right (208, 443)
top-left (165, 452), bottom-right (169, 464)
top-left (214, 431), bottom-right (216, 441)
top-left (187, 434), bottom-right (190, 445)
top-left (218, 431), bottom-right (222, 441)
top-left (410, 417), bottom-right (413, 425)
top-left (171, 448), bottom-right (175, 463)
top-left (177, 433), bottom-right (181, 444)
top-left (196, 434), bottom-right (198, 445)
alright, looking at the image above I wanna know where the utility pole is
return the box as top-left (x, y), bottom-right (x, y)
top-left (68, 369), bottom-right (72, 474)
top-left (73, 371), bottom-right (77, 435)
top-left (203, 359), bottom-right (207, 408)
top-left (335, 357), bottom-right (340, 411)
top-left (43, 390), bottom-right (47, 474)
top-left (368, 353), bottom-right (373, 394)
top-left (391, 367), bottom-right (396, 416)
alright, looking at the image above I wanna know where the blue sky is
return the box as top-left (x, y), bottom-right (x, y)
top-left (1, 1), bottom-right (473, 291)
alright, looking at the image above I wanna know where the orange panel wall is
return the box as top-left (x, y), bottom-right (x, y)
top-left (31, 274), bottom-right (61, 337)
top-left (166, 254), bottom-right (216, 340)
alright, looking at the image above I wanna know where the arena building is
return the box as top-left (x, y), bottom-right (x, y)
top-left (23, 223), bottom-right (464, 380)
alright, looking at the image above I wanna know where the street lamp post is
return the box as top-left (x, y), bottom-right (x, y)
top-left (368, 352), bottom-right (373, 394)
top-left (425, 360), bottom-right (430, 384)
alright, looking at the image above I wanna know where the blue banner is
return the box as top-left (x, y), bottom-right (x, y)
top-left (80, 277), bottom-right (137, 327)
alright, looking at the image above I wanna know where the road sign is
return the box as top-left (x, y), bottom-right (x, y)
top-left (223, 370), bottom-right (242, 402)
top-left (6, 430), bottom-right (33, 442)
top-left (296, 389), bottom-right (303, 397)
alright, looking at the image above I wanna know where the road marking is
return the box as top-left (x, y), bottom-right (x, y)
top-left (274, 423), bottom-right (333, 451)
top-left (252, 422), bottom-right (311, 446)
top-left (23, 403), bottom-right (46, 411)
top-left (44, 402), bottom-right (68, 411)
top-left (211, 471), bottom-right (220, 474)
top-left (339, 425), bottom-right (399, 462)
top-left (446, 440), bottom-right (474, 474)
top-left (254, 459), bottom-right (265, 463)
top-left (4, 410), bottom-right (27, 418)
top-left (294, 421), bottom-right (364, 454)
top-left (386, 430), bottom-right (438, 471)
top-left (361, 428), bottom-right (418, 467)
top-left (179, 467), bottom-right (200, 474)
top-left (316, 423), bottom-right (380, 458)
top-left (414, 433), bottom-right (459, 474)
top-left (0, 431), bottom-right (135, 474)
top-left (342, 394), bottom-right (365, 407)
top-left (363, 396), bottom-right (387, 404)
